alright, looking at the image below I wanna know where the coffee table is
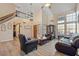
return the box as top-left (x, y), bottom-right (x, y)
top-left (38, 39), bottom-right (49, 45)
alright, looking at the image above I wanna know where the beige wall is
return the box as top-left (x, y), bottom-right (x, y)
top-left (14, 17), bottom-right (33, 38)
top-left (77, 4), bottom-right (79, 11)
top-left (0, 3), bottom-right (21, 55)
top-left (33, 8), bottom-right (43, 38)
top-left (0, 4), bottom-right (16, 18)
top-left (0, 20), bottom-right (13, 42)
top-left (33, 7), bottom-right (54, 38)
top-left (0, 16), bottom-right (33, 55)
top-left (0, 3), bottom-right (33, 41)
top-left (33, 7), bottom-right (58, 38)
top-left (0, 17), bottom-right (21, 55)
top-left (0, 4), bottom-right (16, 42)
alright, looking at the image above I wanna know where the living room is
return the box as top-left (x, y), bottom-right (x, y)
top-left (0, 3), bottom-right (79, 56)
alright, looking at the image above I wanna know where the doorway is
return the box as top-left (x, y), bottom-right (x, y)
top-left (33, 25), bottom-right (37, 38)
top-left (46, 25), bottom-right (55, 39)
top-left (13, 23), bottom-right (20, 38)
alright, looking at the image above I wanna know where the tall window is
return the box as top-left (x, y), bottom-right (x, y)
top-left (58, 24), bottom-right (65, 34)
top-left (77, 12), bottom-right (79, 33)
top-left (77, 23), bottom-right (79, 33)
top-left (58, 16), bottom-right (65, 35)
top-left (66, 23), bottom-right (76, 34)
top-left (57, 12), bottom-right (79, 35)
top-left (66, 13), bottom-right (77, 22)
top-left (66, 13), bottom-right (77, 35)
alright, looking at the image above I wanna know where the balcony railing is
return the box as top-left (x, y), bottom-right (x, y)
top-left (0, 12), bottom-right (16, 24)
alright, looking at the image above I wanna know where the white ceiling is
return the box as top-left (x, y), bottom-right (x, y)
top-left (15, 3), bottom-right (76, 15)
top-left (51, 3), bottom-right (76, 15)
top-left (15, 3), bottom-right (45, 13)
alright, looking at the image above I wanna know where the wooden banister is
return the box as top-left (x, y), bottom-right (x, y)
top-left (0, 12), bottom-right (16, 24)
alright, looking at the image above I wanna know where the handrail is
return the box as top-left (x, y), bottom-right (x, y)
top-left (16, 10), bottom-right (33, 17)
top-left (0, 12), bottom-right (16, 24)
top-left (16, 10), bottom-right (26, 15)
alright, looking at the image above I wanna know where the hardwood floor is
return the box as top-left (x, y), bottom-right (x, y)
top-left (0, 37), bottom-right (20, 56)
top-left (21, 39), bottom-right (66, 56)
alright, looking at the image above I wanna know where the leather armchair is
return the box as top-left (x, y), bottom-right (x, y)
top-left (55, 34), bottom-right (79, 56)
top-left (55, 42), bottom-right (77, 56)
top-left (19, 34), bottom-right (38, 54)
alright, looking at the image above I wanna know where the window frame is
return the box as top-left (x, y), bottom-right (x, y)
top-left (57, 12), bottom-right (78, 35)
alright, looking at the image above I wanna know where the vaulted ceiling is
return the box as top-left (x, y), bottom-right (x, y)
top-left (15, 3), bottom-right (45, 13)
top-left (0, 3), bottom-right (77, 23)
top-left (15, 3), bottom-right (76, 15)
top-left (50, 3), bottom-right (76, 15)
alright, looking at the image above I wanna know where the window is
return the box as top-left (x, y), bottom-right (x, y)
top-left (58, 16), bottom-right (65, 23)
top-left (77, 11), bottom-right (79, 33)
top-left (66, 13), bottom-right (77, 22)
top-left (57, 12), bottom-right (79, 35)
top-left (66, 12), bottom-right (77, 35)
top-left (58, 16), bottom-right (65, 34)
top-left (66, 23), bottom-right (76, 35)
top-left (58, 24), bottom-right (65, 34)
top-left (77, 23), bottom-right (79, 33)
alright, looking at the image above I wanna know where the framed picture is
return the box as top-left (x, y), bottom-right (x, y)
top-left (7, 23), bottom-right (12, 30)
top-left (1, 24), bottom-right (6, 31)
top-left (24, 25), bottom-right (32, 29)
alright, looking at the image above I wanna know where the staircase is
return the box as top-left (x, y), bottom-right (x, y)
top-left (0, 12), bottom-right (21, 56)
top-left (0, 12), bottom-right (16, 24)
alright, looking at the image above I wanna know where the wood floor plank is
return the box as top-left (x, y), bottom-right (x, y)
top-left (25, 40), bottom-right (66, 56)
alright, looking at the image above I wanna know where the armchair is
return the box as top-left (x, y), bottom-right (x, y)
top-left (19, 34), bottom-right (38, 54)
top-left (55, 34), bottom-right (79, 56)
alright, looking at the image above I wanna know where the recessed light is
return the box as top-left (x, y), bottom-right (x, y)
top-left (45, 3), bottom-right (51, 7)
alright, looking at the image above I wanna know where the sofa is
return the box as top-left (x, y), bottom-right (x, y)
top-left (55, 34), bottom-right (79, 56)
top-left (19, 34), bottom-right (38, 54)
